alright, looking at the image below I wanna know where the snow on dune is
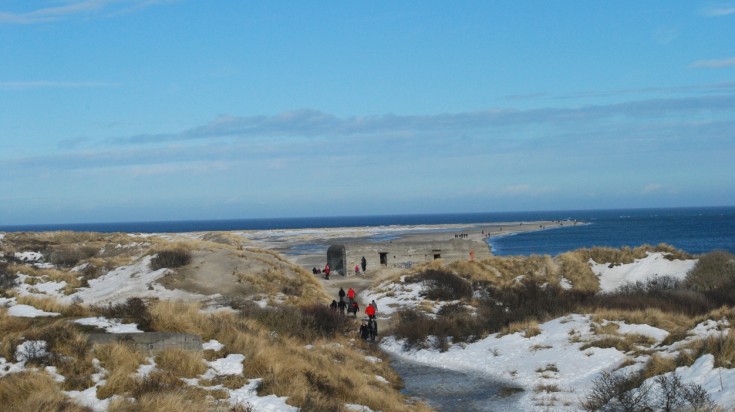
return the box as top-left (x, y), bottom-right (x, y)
top-left (591, 252), bottom-right (697, 292)
top-left (74, 317), bottom-right (143, 333)
top-left (62, 255), bottom-right (203, 305)
top-left (382, 314), bottom-right (633, 409)
top-left (8, 304), bottom-right (60, 317)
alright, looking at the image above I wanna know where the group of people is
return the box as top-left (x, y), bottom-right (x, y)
top-left (316, 257), bottom-right (368, 279)
top-left (313, 263), bottom-right (332, 279)
top-left (328, 287), bottom-right (379, 342)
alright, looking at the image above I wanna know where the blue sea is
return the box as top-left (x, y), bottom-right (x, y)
top-left (1, 206), bottom-right (733, 256)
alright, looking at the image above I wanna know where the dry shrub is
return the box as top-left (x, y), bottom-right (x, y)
top-left (405, 269), bottom-right (473, 301)
top-left (95, 297), bottom-right (152, 331)
top-left (150, 248), bottom-right (192, 270)
top-left (686, 250), bottom-right (735, 292)
top-left (0, 371), bottom-right (91, 412)
top-left (47, 245), bottom-right (98, 267)
top-left (0, 261), bottom-right (18, 291)
top-left (155, 348), bottom-right (207, 378)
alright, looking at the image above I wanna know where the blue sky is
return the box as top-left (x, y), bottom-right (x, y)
top-left (1, 1), bottom-right (734, 225)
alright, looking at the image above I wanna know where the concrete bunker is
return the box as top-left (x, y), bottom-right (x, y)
top-left (327, 244), bottom-right (347, 276)
top-left (328, 238), bottom-right (491, 276)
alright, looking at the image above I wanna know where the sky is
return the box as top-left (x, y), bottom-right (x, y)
top-left (1, 1), bottom-right (734, 225)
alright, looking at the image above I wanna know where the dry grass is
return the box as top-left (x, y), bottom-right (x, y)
top-left (95, 342), bottom-right (146, 399)
top-left (108, 390), bottom-right (211, 412)
top-left (0, 371), bottom-right (91, 412)
top-left (144, 296), bottom-right (430, 411)
top-left (588, 308), bottom-right (691, 334)
top-left (558, 252), bottom-right (599, 292)
top-left (641, 354), bottom-right (678, 379)
top-left (155, 348), bottom-right (207, 378)
top-left (148, 300), bottom-right (213, 336)
top-left (14, 295), bottom-right (88, 317)
top-left (499, 320), bottom-right (542, 338)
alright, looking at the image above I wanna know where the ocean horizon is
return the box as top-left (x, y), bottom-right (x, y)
top-left (1, 206), bottom-right (733, 256)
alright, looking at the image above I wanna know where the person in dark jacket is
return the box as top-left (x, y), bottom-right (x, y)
top-left (359, 320), bottom-right (369, 340)
top-left (338, 288), bottom-right (345, 300)
top-left (349, 302), bottom-right (359, 317)
top-left (330, 300), bottom-right (337, 311)
top-left (361, 256), bottom-right (367, 273)
top-left (337, 298), bottom-right (346, 315)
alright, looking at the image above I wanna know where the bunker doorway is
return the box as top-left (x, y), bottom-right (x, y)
top-left (433, 250), bottom-right (441, 260)
top-left (379, 252), bottom-right (388, 266)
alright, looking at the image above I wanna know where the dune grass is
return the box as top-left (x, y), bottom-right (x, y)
top-left (0, 372), bottom-right (91, 412)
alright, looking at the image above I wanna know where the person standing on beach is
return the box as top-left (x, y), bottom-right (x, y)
top-left (361, 256), bottom-right (367, 273)
top-left (355, 264), bottom-right (360, 275)
top-left (324, 263), bottom-right (330, 280)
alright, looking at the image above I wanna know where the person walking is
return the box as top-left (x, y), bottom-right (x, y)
top-left (337, 298), bottom-right (346, 315)
top-left (365, 302), bottom-right (376, 319)
top-left (338, 287), bottom-right (345, 301)
top-left (323, 263), bottom-right (330, 280)
top-left (330, 300), bottom-right (337, 312)
top-left (349, 301), bottom-right (359, 317)
top-left (347, 287), bottom-right (356, 304)
top-left (355, 264), bottom-right (360, 275)
top-left (361, 256), bottom-right (367, 273)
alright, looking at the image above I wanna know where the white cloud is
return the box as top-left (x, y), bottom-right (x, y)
top-left (702, 6), bottom-right (735, 17)
top-left (689, 57), bottom-right (735, 69)
top-left (0, 81), bottom-right (114, 90)
top-left (0, 0), bottom-right (176, 24)
top-left (500, 184), bottom-right (556, 196)
top-left (642, 183), bottom-right (663, 193)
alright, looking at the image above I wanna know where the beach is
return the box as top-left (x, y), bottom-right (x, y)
top-left (240, 219), bottom-right (577, 270)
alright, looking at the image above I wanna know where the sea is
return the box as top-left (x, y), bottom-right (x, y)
top-left (1, 206), bottom-right (733, 256)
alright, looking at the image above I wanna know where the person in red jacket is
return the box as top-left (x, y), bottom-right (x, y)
top-left (323, 263), bottom-right (330, 280)
top-left (365, 303), bottom-right (376, 319)
top-left (347, 287), bottom-right (355, 304)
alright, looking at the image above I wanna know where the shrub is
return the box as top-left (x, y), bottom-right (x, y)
top-left (95, 297), bottom-right (153, 331)
top-left (405, 269), bottom-right (472, 301)
top-left (0, 262), bottom-right (17, 291)
top-left (47, 245), bottom-right (98, 267)
top-left (653, 372), bottom-right (715, 412)
top-left (243, 303), bottom-right (351, 341)
top-left (582, 370), bottom-right (650, 412)
top-left (593, 289), bottom-right (712, 317)
top-left (150, 248), bottom-right (192, 270)
top-left (686, 250), bottom-right (735, 291)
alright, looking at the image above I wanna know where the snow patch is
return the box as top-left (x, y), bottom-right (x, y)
top-left (8, 304), bottom-right (60, 318)
top-left (591, 252), bottom-right (697, 292)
